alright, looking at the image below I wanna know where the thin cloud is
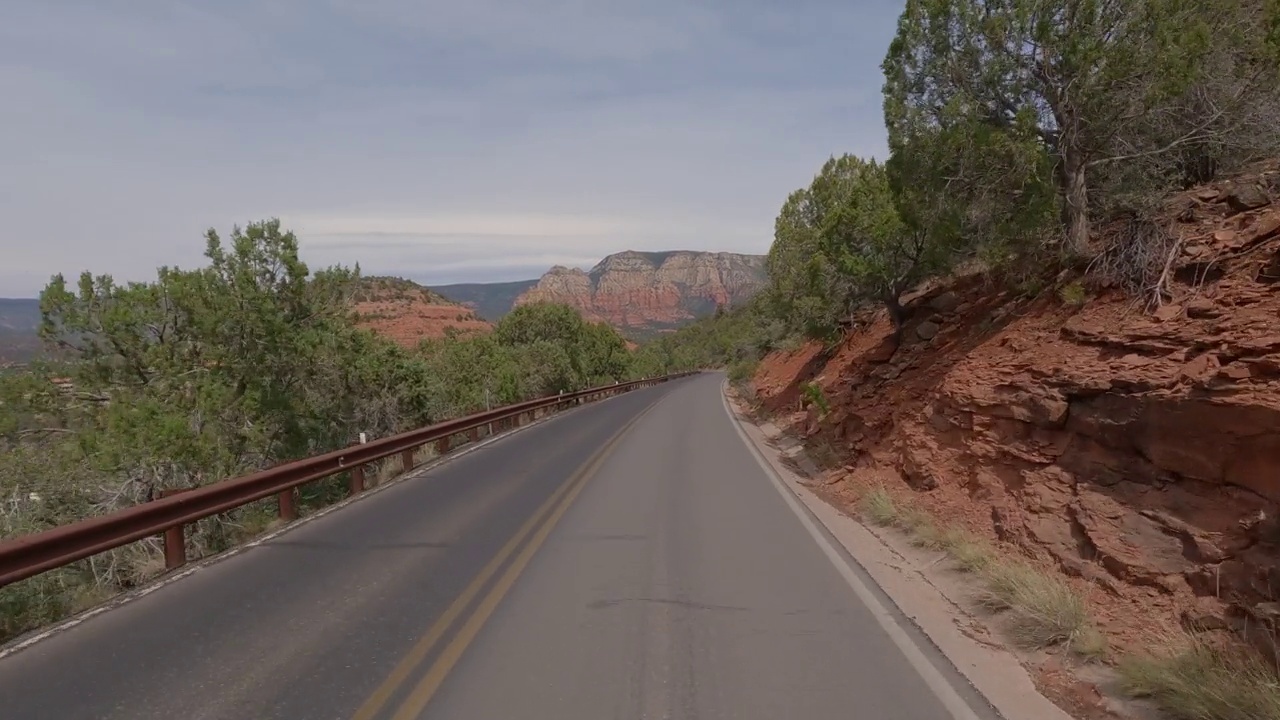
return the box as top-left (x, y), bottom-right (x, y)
top-left (291, 214), bottom-right (635, 239)
top-left (0, 0), bottom-right (904, 295)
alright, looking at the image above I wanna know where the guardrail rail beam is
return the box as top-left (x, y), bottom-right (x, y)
top-left (0, 372), bottom-right (698, 589)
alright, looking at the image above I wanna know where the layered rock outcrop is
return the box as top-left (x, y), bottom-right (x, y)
top-left (514, 251), bottom-right (767, 333)
top-left (353, 276), bottom-right (491, 347)
top-left (753, 162), bottom-right (1280, 653)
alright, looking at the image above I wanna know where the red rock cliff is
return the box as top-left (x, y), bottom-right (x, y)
top-left (513, 250), bottom-right (767, 332)
top-left (353, 276), bottom-right (491, 347)
top-left (753, 163), bottom-right (1280, 654)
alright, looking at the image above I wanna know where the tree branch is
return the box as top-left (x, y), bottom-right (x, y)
top-left (17, 427), bottom-right (78, 439)
top-left (1086, 107), bottom-right (1229, 168)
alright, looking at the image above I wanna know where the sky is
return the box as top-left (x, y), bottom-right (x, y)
top-left (1, 0), bottom-right (904, 297)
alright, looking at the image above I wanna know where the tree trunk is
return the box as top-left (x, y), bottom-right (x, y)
top-left (1062, 152), bottom-right (1090, 257)
top-left (1049, 94), bottom-right (1090, 257)
top-left (882, 291), bottom-right (906, 344)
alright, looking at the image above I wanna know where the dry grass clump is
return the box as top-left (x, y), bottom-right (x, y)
top-left (856, 487), bottom-right (1102, 657)
top-left (859, 487), bottom-right (900, 527)
top-left (1118, 633), bottom-right (1280, 720)
top-left (979, 559), bottom-right (1101, 654)
top-left (938, 526), bottom-right (995, 573)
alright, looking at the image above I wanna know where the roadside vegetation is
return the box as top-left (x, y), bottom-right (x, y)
top-left (642, 3), bottom-right (1280, 716)
top-left (4, 1), bottom-right (1280, 714)
top-left (851, 474), bottom-right (1280, 717)
top-left (630, 300), bottom-right (788, 385)
top-left (0, 220), bottom-right (654, 642)
top-left (664, 0), bottom-right (1280, 353)
top-left (1119, 634), bottom-right (1280, 720)
top-left (857, 488), bottom-right (1106, 659)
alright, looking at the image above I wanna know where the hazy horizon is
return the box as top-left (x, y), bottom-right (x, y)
top-left (3, 245), bottom-right (781, 299)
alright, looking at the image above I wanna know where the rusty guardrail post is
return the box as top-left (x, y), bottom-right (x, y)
top-left (349, 465), bottom-right (365, 496)
top-left (402, 448), bottom-right (416, 474)
top-left (157, 488), bottom-right (192, 571)
top-left (436, 436), bottom-right (449, 455)
top-left (277, 488), bottom-right (297, 522)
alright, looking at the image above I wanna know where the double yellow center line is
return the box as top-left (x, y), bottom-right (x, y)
top-left (352, 398), bottom-right (659, 720)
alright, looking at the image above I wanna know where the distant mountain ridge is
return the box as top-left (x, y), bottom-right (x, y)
top-left (1, 250), bottom-right (767, 361)
top-left (511, 250), bottom-right (767, 337)
top-left (0, 298), bottom-right (42, 364)
top-left (428, 279), bottom-right (539, 322)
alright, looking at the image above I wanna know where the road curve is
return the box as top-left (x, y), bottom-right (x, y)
top-left (0, 373), bottom-right (995, 719)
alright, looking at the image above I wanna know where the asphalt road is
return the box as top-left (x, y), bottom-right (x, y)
top-left (0, 373), bottom-right (994, 720)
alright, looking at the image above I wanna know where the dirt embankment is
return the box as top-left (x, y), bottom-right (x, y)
top-left (753, 164), bottom-right (1280, 656)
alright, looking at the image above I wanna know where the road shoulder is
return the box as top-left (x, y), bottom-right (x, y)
top-left (720, 381), bottom-right (1078, 720)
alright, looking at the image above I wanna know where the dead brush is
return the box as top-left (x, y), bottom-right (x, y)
top-left (372, 457), bottom-right (401, 486)
top-left (414, 443), bottom-right (438, 466)
top-left (805, 437), bottom-right (843, 471)
top-left (1087, 209), bottom-right (1180, 308)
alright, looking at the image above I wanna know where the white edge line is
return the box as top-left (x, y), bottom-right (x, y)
top-left (717, 379), bottom-right (984, 720)
top-left (0, 393), bottom-right (630, 661)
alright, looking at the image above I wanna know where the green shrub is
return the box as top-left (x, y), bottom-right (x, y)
top-left (1058, 281), bottom-right (1088, 306)
top-left (802, 382), bottom-right (830, 414)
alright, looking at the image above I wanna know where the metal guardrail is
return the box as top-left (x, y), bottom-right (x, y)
top-left (0, 372), bottom-right (698, 588)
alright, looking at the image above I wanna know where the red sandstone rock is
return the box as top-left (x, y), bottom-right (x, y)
top-left (513, 251), bottom-right (767, 332)
top-left (352, 276), bottom-right (491, 347)
top-left (751, 162), bottom-right (1280, 653)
